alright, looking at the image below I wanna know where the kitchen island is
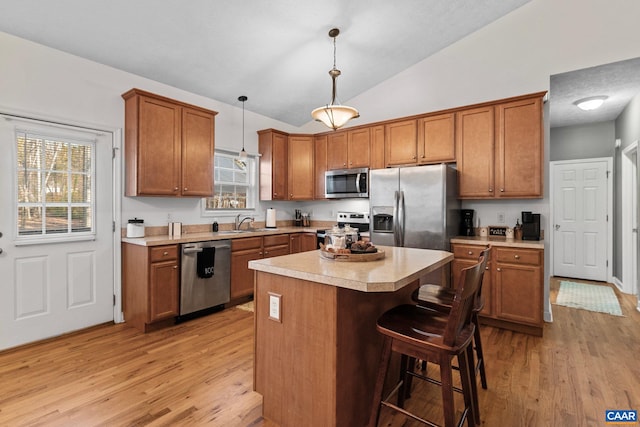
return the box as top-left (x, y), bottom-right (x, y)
top-left (248, 246), bottom-right (453, 427)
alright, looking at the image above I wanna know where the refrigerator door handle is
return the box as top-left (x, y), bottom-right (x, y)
top-left (393, 191), bottom-right (401, 246)
top-left (398, 190), bottom-right (405, 247)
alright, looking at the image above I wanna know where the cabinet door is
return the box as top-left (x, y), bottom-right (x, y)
top-left (301, 233), bottom-right (318, 252)
top-left (370, 125), bottom-right (385, 170)
top-left (451, 258), bottom-right (492, 317)
top-left (417, 113), bottom-right (455, 164)
top-left (347, 128), bottom-right (370, 168)
top-left (288, 135), bottom-right (314, 200)
top-left (272, 133), bottom-right (288, 200)
top-left (456, 106), bottom-right (495, 198)
top-left (326, 131), bottom-right (348, 170)
top-left (289, 234), bottom-right (301, 254)
top-left (259, 130), bottom-right (288, 200)
top-left (385, 119), bottom-right (417, 166)
top-left (182, 107), bottom-right (215, 197)
top-left (231, 248), bottom-right (263, 299)
top-left (314, 135), bottom-right (327, 199)
top-left (495, 96), bottom-right (543, 198)
top-left (137, 96), bottom-right (182, 195)
top-left (494, 262), bottom-right (542, 325)
top-left (264, 244), bottom-right (290, 258)
top-left (149, 260), bottom-right (179, 321)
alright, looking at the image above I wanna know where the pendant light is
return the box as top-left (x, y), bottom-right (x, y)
top-left (311, 28), bottom-right (360, 130)
top-left (238, 95), bottom-right (248, 159)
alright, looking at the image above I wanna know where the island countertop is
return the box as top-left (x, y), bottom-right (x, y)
top-left (248, 245), bottom-right (453, 292)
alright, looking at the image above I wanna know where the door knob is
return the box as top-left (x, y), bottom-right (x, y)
top-left (0, 248), bottom-right (3, 254)
top-left (555, 224), bottom-right (560, 230)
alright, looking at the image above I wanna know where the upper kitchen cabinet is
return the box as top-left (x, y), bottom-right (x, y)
top-left (258, 129), bottom-right (288, 200)
top-left (456, 106), bottom-right (495, 198)
top-left (122, 89), bottom-right (217, 197)
top-left (457, 92), bottom-right (545, 199)
top-left (314, 134), bottom-right (328, 199)
top-left (495, 95), bottom-right (543, 198)
top-left (370, 125), bottom-right (385, 169)
top-left (326, 127), bottom-right (371, 170)
top-left (417, 113), bottom-right (455, 164)
top-left (385, 119), bottom-right (417, 167)
top-left (287, 135), bottom-right (314, 200)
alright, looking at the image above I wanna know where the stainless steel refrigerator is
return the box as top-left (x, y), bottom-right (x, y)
top-left (369, 164), bottom-right (460, 251)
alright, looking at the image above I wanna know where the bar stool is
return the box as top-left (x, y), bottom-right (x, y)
top-left (368, 255), bottom-right (487, 427)
top-left (412, 247), bottom-right (491, 390)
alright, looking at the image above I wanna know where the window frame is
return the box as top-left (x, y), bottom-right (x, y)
top-left (14, 128), bottom-right (97, 246)
top-left (201, 148), bottom-right (259, 218)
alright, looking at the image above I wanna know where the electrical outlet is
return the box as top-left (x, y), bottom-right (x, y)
top-left (269, 293), bottom-right (281, 322)
top-left (497, 212), bottom-right (505, 224)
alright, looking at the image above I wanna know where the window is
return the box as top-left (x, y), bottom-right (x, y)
top-left (203, 150), bottom-right (257, 214)
top-left (16, 129), bottom-right (95, 242)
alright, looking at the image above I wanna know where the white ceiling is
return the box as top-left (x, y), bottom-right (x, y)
top-left (0, 0), bottom-right (530, 126)
top-left (1, 0), bottom-right (639, 129)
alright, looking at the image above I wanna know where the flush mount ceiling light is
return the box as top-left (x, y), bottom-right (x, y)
top-left (311, 28), bottom-right (360, 131)
top-left (574, 95), bottom-right (608, 111)
top-left (238, 95), bottom-right (248, 159)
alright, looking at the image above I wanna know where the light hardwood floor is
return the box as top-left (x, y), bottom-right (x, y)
top-left (0, 278), bottom-right (638, 426)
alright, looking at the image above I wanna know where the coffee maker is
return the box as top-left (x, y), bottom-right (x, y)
top-left (460, 209), bottom-right (475, 236)
top-left (521, 211), bottom-right (541, 240)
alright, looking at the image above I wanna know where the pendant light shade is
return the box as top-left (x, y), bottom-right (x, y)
top-left (311, 28), bottom-right (359, 130)
top-left (238, 95), bottom-right (247, 159)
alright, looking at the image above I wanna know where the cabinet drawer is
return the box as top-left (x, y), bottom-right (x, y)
top-left (150, 245), bottom-right (178, 262)
top-left (452, 244), bottom-right (488, 260)
top-left (495, 247), bottom-right (540, 265)
top-left (264, 234), bottom-right (290, 247)
top-left (232, 236), bottom-right (263, 251)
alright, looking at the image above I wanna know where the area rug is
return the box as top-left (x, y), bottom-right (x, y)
top-left (555, 281), bottom-right (623, 316)
top-left (236, 301), bottom-right (254, 313)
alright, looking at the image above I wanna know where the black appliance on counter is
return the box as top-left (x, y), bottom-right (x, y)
top-left (521, 211), bottom-right (541, 240)
top-left (460, 209), bottom-right (475, 236)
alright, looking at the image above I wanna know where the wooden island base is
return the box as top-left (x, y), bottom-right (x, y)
top-left (254, 271), bottom-right (418, 427)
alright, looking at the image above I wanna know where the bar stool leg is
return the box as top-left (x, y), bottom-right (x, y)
top-left (472, 314), bottom-right (487, 389)
top-left (438, 353), bottom-right (456, 427)
top-left (465, 343), bottom-right (480, 425)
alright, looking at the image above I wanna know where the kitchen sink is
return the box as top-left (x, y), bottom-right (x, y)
top-left (216, 228), bottom-right (278, 235)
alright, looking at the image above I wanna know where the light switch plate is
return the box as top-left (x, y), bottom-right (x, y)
top-left (268, 292), bottom-right (281, 322)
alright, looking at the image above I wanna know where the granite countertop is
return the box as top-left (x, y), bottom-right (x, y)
top-left (450, 236), bottom-right (544, 249)
top-left (248, 246), bottom-right (453, 293)
top-left (122, 226), bottom-right (318, 246)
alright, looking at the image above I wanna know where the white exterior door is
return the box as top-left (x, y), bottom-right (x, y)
top-left (0, 116), bottom-right (114, 350)
top-left (552, 159), bottom-right (609, 281)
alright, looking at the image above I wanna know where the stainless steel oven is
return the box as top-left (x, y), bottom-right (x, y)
top-left (325, 167), bottom-right (368, 198)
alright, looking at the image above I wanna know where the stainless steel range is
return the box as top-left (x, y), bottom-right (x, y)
top-left (316, 211), bottom-right (370, 249)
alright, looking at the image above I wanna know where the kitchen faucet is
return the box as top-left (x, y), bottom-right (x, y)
top-left (235, 214), bottom-right (254, 230)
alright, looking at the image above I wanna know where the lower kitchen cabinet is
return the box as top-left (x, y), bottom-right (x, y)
top-left (290, 232), bottom-right (318, 253)
top-left (230, 234), bottom-right (290, 301)
top-left (450, 241), bottom-right (544, 336)
top-left (122, 243), bottom-right (180, 332)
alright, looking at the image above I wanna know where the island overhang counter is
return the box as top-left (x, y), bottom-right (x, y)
top-left (248, 246), bottom-right (453, 427)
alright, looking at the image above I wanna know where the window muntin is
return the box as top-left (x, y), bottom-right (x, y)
top-left (16, 130), bottom-right (95, 240)
top-left (203, 150), bottom-right (257, 213)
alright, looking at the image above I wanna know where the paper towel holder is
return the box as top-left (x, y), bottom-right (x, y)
top-left (266, 208), bottom-right (277, 228)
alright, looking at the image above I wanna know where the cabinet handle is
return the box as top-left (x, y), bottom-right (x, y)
top-left (500, 188), bottom-right (504, 192)
top-left (496, 267), bottom-right (502, 272)
top-left (173, 266), bottom-right (177, 269)
top-left (467, 251), bottom-right (473, 255)
top-left (184, 187), bottom-right (188, 191)
top-left (489, 188), bottom-right (493, 192)
top-left (412, 155), bottom-right (416, 160)
top-left (514, 255), bottom-right (520, 260)
top-left (163, 251), bottom-right (168, 256)
top-left (264, 251), bottom-right (269, 255)
top-left (174, 187), bottom-right (179, 191)
top-left (485, 267), bottom-right (490, 270)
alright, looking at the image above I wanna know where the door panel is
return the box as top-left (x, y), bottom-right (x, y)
top-left (0, 117), bottom-right (114, 350)
top-left (552, 160), bottom-right (608, 281)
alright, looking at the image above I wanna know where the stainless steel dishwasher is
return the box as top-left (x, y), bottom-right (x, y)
top-left (180, 240), bottom-right (231, 316)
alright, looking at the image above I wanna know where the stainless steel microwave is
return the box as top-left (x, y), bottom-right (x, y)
top-left (325, 168), bottom-right (369, 198)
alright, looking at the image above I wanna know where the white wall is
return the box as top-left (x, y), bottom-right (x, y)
top-left (0, 31), bottom-right (299, 228)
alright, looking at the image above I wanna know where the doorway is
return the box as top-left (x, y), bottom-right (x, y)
top-left (550, 158), bottom-right (613, 282)
top-left (621, 141), bottom-right (638, 303)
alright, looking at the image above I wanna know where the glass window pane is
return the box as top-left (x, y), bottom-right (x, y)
top-left (45, 140), bottom-right (68, 171)
top-left (71, 173), bottom-right (91, 203)
top-left (17, 170), bottom-right (42, 203)
top-left (70, 144), bottom-right (91, 173)
top-left (71, 207), bottom-right (91, 232)
top-left (45, 206), bottom-right (68, 234)
top-left (45, 172), bottom-right (68, 202)
top-left (18, 206), bottom-right (42, 235)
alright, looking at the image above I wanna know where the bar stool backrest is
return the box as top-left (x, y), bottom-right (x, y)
top-left (443, 254), bottom-right (488, 346)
